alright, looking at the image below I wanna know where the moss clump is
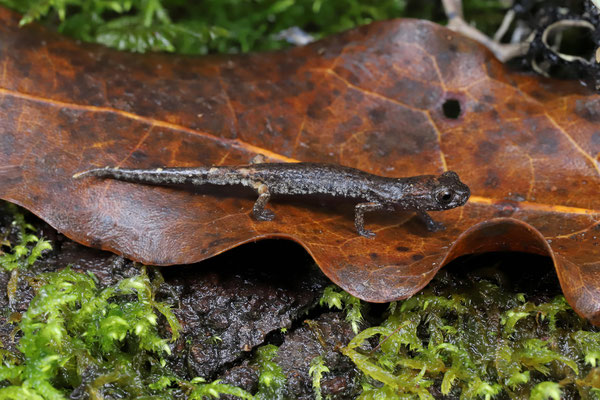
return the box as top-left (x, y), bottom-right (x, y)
top-left (320, 285), bottom-right (364, 334)
top-left (332, 268), bottom-right (600, 399)
top-left (0, 262), bottom-right (265, 400)
top-left (0, 203), bottom-right (52, 273)
top-left (309, 355), bottom-right (330, 400)
top-left (0, 266), bottom-right (181, 398)
top-left (0, 203), bottom-right (53, 303)
top-left (254, 344), bottom-right (287, 400)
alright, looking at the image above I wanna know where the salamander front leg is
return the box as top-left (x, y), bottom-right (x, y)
top-left (252, 183), bottom-right (275, 221)
top-left (354, 202), bottom-right (385, 238)
top-left (417, 210), bottom-right (445, 232)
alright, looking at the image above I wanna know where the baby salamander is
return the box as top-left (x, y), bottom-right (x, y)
top-left (74, 158), bottom-right (470, 238)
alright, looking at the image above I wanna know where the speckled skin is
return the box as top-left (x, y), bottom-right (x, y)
top-left (74, 162), bottom-right (470, 237)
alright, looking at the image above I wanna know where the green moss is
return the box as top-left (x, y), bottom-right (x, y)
top-left (0, 203), bottom-right (52, 273)
top-left (254, 344), bottom-right (287, 400)
top-left (309, 355), bottom-right (330, 400)
top-left (0, 203), bottom-right (52, 304)
top-left (0, 0), bottom-right (510, 54)
top-left (325, 270), bottom-right (600, 399)
top-left (0, 0), bottom-right (407, 53)
top-left (187, 378), bottom-right (253, 400)
top-left (0, 261), bottom-right (259, 399)
top-left (0, 266), bottom-right (180, 399)
top-left (320, 285), bottom-right (364, 334)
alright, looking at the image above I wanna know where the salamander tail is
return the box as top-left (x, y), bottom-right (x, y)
top-left (72, 166), bottom-right (214, 186)
top-left (72, 167), bottom-right (113, 179)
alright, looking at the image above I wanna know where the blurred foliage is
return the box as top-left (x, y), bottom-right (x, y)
top-left (0, 0), bottom-right (509, 54)
top-left (462, 0), bottom-right (510, 36)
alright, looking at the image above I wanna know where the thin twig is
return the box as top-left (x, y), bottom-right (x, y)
top-left (441, 0), bottom-right (531, 62)
top-left (493, 9), bottom-right (515, 42)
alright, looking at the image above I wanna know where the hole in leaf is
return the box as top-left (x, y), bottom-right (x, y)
top-left (442, 99), bottom-right (461, 119)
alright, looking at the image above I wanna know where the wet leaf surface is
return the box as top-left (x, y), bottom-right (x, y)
top-left (0, 8), bottom-right (599, 322)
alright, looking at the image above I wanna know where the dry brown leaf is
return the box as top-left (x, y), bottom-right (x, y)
top-left (0, 8), bottom-right (599, 322)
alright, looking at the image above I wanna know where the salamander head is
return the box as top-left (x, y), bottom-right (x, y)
top-left (424, 171), bottom-right (470, 211)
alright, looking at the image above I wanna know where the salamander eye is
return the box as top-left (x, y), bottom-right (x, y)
top-left (436, 188), bottom-right (454, 205)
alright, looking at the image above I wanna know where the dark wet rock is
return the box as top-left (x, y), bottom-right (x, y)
top-left (52, 240), bottom-right (140, 287)
top-left (220, 364), bottom-right (260, 394)
top-left (274, 312), bottom-right (361, 400)
top-left (217, 311), bottom-right (361, 400)
top-left (159, 240), bottom-right (329, 378)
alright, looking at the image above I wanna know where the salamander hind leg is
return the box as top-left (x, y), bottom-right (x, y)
top-left (252, 183), bottom-right (275, 221)
top-left (354, 202), bottom-right (385, 238)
